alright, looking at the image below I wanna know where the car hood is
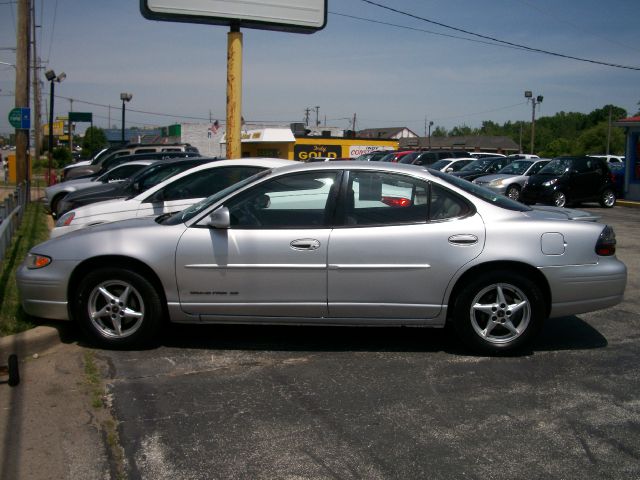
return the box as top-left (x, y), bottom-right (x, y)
top-left (525, 205), bottom-right (600, 222)
top-left (63, 181), bottom-right (129, 202)
top-left (38, 217), bottom-right (186, 260)
top-left (63, 160), bottom-right (91, 171)
top-left (473, 174), bottom-right (516, 183)
top-left (70, 197), bottom-right (141, 220)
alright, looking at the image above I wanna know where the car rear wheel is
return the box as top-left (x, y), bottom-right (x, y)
top-left (451, 271), bottom-right (545, 354)
top-left (599, 188), bottom-right (616, 208)
top-left (553, 191), bottom-right (567, 208)
top-left (506, 185), bottom-right (521, 201)
top-left (74, 268), bottom-right (163, 348)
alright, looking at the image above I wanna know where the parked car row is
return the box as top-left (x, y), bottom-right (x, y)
top-left (18, 157), bottom-right (626, 355)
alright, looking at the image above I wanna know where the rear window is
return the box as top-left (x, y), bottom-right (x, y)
top-left (429, 169), bottom-right (531, 212)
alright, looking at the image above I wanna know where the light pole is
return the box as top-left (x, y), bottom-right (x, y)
top-left (524, 91), bottom-right (543, 155)
top-left (45, 69), bottom-right (66, 185)
top-left (120, 92), bottom-right (132, 143)
top-left (428, 121), bottom-right (434, 149)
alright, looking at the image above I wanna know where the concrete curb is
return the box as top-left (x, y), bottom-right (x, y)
top-left (0, 325), bottom-right (62, 358)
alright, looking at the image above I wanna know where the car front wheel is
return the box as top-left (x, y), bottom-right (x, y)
top-left (599, 188), bottom-right (616, 208)
top-left (553, 191), bottom-right (567, 208)
top-left (506, 185), bottom-right (521, 201)
top-left (74, 267), bottom-right (163, 348)
top-left (451, 271), bottom-right (545, 354)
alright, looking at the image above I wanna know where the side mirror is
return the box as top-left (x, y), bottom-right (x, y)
top-left (207, 207), bottom-right (230, 229)
top-left (445, 167), bottom-right (454, 173)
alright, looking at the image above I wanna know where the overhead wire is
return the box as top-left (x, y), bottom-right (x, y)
top-left (359, 0), bottom-right (640, 71)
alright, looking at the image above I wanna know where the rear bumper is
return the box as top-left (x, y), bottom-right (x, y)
top-left (540, 258), bottom-right (627, 318)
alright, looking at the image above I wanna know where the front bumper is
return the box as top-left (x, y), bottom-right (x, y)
top-left (521, 185), bottom-right (557, 204)
top-left (16, 260), bottom-right (78, 321)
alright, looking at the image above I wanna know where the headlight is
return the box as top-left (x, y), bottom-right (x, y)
top-left (55, 212), bottom-right (75, 227)
top-left (488, 179), bottom-right (504, 187)
top-left (542, 179), bottom-right (558, 187)
top-left (25, 253), bottom-right (52, 269)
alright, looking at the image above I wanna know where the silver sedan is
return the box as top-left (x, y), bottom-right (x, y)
top-left (17, 162), bottom-right (627, 354)
top-left (472, 159), bottom-right (549, 200)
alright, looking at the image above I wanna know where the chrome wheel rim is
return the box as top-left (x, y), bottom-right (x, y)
top-left (603, 191), bottom-right (615, 207)
top-left (88, 280), bottom-right (145, 339)
top-left (469, 283), bottom-right (531, 345)
top-left (553, 192), bottom-right (566, 207)
top-left (507, 187), bottom-right (520, 201)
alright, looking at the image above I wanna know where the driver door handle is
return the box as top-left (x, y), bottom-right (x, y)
top-left (290, 239), bottom-right (321, 251)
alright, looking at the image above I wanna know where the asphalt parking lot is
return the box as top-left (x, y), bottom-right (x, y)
top-left (85, 204), bottom-right (639, 480)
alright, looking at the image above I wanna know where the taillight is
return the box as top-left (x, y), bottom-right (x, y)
top-left (595, 225), bottom-right (616, 256)
top-left (381, 196), bottom-right (412, 207)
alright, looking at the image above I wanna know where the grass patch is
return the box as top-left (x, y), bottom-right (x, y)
top-left (0, 201), bottom-right (51, 336)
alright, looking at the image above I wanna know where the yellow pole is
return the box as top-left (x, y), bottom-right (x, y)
top-left (226, 24), bottom-right (243, 159)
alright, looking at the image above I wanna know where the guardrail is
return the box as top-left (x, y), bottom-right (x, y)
top-left (0, 184), bottom-right (27, 264)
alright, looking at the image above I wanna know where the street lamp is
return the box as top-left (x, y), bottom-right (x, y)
top-left (120, 92), bottom-right (132, 143)
top-left (524, 91), bottom-right (543, 155)
top-left (428, 121), bottom-right (434, 149)
top-left (45, 69), bottom-right (66, 185)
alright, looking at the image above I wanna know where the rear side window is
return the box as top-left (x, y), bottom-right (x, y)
top-left (429, 183), bottom-right (472, 221)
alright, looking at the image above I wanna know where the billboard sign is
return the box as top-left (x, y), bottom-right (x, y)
top-left (141, 0), bottom-right (327, 33)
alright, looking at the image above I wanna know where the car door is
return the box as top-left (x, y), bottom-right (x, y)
top-left (327, 171), bottom-right (485, 319)
top-left (137, 166), bottom-right (263, 218)
top-left (569, 158), bottom-right (601, 201)
top-left (175, 170), bottom-right (341, 318)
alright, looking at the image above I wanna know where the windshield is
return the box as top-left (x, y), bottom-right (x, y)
top-left (459, 159), bottom-right (491, 173)
top-left (538, 158), bottom-right (572, 175)
top-left (497, 160), bottom-right (533, 175)
top-left (428, 168), bottom-right (531, 212)
top-left (430, 159), bottom-right (449, 170)
top-left (159, 170), bottom-right (272, 225)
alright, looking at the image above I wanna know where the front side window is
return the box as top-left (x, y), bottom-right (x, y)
top-left (344, 171), bottom-right (428, 226)
top-left (226, 171), bottom-right (339, 228)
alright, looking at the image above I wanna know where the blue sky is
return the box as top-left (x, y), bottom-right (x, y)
top-left (1, 0), bottom-right (638, 136)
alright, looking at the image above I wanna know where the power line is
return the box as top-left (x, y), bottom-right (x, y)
top-left (329, 12), bottom-right (529, 52)
top-left (359, 0), bottom-right (640, 71)
top-left (46, 0), bottom-right (58, 63)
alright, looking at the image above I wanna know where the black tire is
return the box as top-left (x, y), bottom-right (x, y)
top-left (506, 185), bottom-right (521, 201)
top-left (73, 268), bottom-right (163, 349)
top-left (599, 188), bottom-right (616, 208)
top-left (552, 191), bottom-right (567, 208)
top-left (50, 193), bottom-right (67, 219)
top-left (451, 271), bottom-right (545, 354)
top-left (8, 354), bottom-right (19, 387)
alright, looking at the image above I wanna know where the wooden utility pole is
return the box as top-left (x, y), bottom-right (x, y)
top-left (226, 23), bottom-right (242, 159)
top-left (15, 0), bottom-right (31, 189)
top-left (31, 0), bottom-right (41, 166)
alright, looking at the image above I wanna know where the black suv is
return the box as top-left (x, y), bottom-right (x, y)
top-left (520, 156), bottom-right (616, 208)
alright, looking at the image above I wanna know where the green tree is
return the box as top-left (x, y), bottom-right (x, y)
top-left (52, 147), bottom-right (72, 168)
top-left (574, 122), bottom-right (626, 155)
top-left (82, 126), bottom-right (108, 158)
top-left (450, 124), bottom-right (474, 137)
top-left (431, 126), bottom-right (448, 137)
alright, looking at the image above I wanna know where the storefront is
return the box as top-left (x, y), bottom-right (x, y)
top-left (614, 116), bottom-right (640, 201)
top-left (223, 128), bottom-right (397, 161)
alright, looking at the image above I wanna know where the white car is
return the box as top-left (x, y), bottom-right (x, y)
top-left (52, 158), bottom-right (292, 238)
top-left (429, 158), bottom-right (475, 173)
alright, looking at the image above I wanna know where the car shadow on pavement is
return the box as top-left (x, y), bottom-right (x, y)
top-left (32, 314), bottom-right (607, 356)
top-left (532, 315), bottom-right (608, 351)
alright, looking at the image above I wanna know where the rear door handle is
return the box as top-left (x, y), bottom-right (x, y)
top-left (290, 239), bottom-right (321, 251)
top-left (448, 234), bottom-right (478, 245)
